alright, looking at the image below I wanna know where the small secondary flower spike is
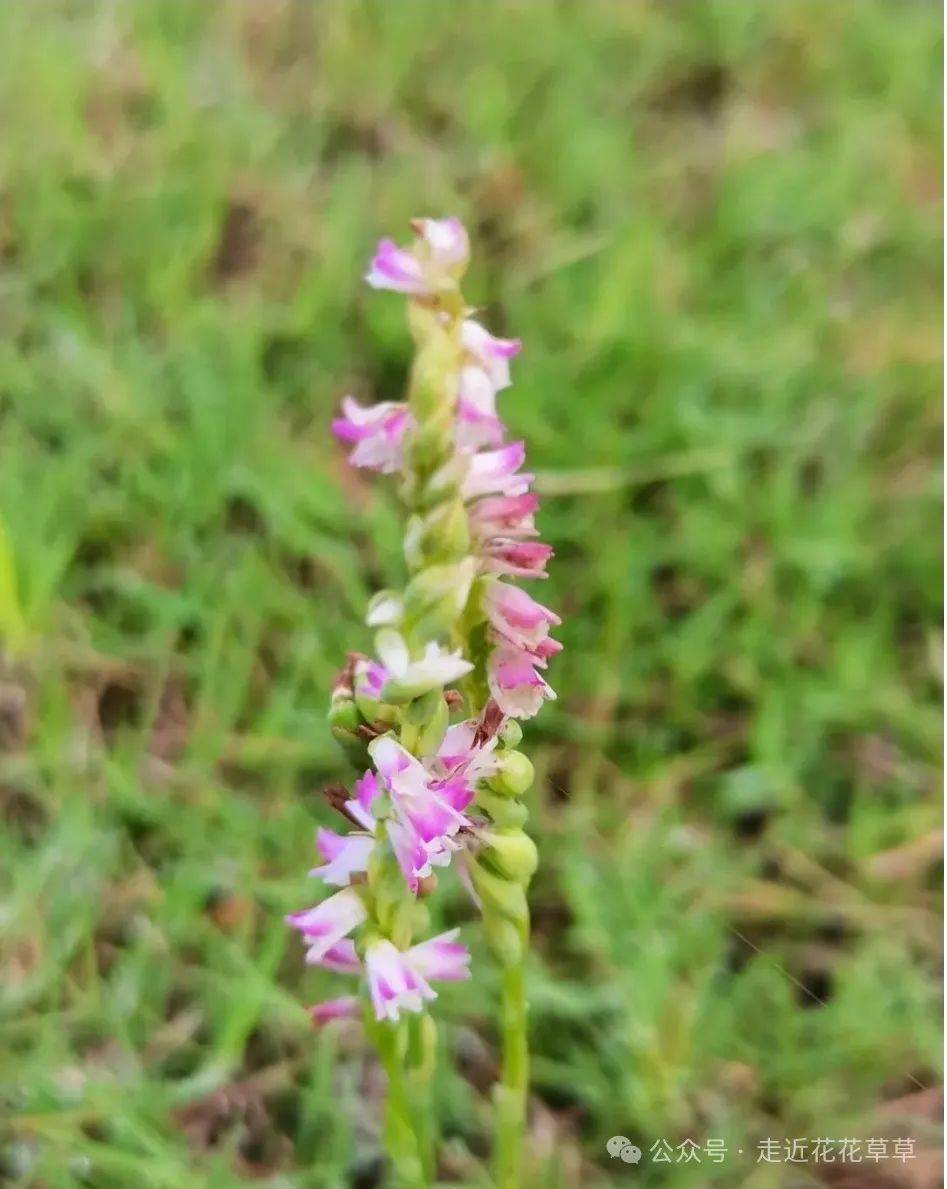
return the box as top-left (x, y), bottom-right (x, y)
top-left (287, 217), bottom-right (559, 1187)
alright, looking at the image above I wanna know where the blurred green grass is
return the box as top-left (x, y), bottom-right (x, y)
top-left (0, 1), bottom-right (941, 1185)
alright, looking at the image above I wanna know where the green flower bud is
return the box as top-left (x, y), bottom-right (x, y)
top-left (483, 829), bottom-right (538, 883)
top-left (354, 690), bottom-right (398, 725)
top-left (468, 858), bottom-right (529, 927)
top-left (399, 689), bottom-right (445, 754)
top-left (414, 455), bottom-right (466, 511)
top-left (415, 693), bottom-right (449, 756)
top-left (487, 750), bottom-right (535, 798)
top-left (482, 914), bottom-right (525, 968)
top-left (406, 1011), bottom-right (438, 1080)
top-left (327, 695), bottom-right (360, 736)
top-left (499, 719), bottom-right (523, 749)
top-left (366, 590), bottom-right (403, 628)
top-left (413, 499), bottom-right (470, 566)
top-left (407, 418), bottom-right (454, 474)
top-left (475, 789), bottom-right (529, 830)
top-left (408, 320), bottom-right (459, 422)
top-left (403, 558), bottom-right (474, 625)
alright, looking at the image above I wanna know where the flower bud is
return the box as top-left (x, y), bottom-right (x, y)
top-left (412, 499), bottom-right (470, 566)
top-left (366, 590), bottom-right (403, 628)
top-left (482, 914), bottom-right (525, 968)
top-left (468, 858), bottom-right (529, 926)
top-left (408, 320), bottom-right (460, 423)
top-left (487, 750), bottom-right (534, 798)
top-left (406, 418), bottom-right (454, 475)
top-left (482, 829), bottom-right (538, 883)
top-left (327, 695), bottom-right (360, 736)
top-left (475, 789), bottom-right (529, 830)
top-left (415, 694), bottom-right (449, 756)
top-left (414, 455), bottom-right (466, 511)
top-left (402, 558), bottom-right (475, 636)
top-left (499, 719), bottom-right (523, 749)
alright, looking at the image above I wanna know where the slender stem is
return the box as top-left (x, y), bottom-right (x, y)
top-left (495, 952), bottom-right (529, 1188)
top-left (376, 1022), bottom-right (427, 1189)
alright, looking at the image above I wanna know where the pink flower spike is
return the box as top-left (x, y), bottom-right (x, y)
top-left (285, 886), bottom-right (367, 962)
top-left (309, 828), bottom-right (374, 887)
top-left (462, 441), bottom-right (531, 500)
top-left (365, 238), bottom-right (428, 295)
top-left (462, 319), bottom-right (521, 390)
top-left (488, 640), bottom-right (556, 720)
top-left (484, 582), bottom-right (561, 649)
top-left (481, 539), bottom-right (554, 580)
top-left (408, 928), bottom-right (471, 983)
top-left (309, 997), bottom-right (361, 1027)
top-left (332, 397), bottom-right (411, 473)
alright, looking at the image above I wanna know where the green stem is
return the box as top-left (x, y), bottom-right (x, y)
top-left (376, 1021), bottom-right (428, 1189)
top-left (495, 954), bottom-right (529, 1188)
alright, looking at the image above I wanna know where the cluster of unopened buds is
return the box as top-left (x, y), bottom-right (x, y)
top-left (286, 217), bottom-right (558, 1184)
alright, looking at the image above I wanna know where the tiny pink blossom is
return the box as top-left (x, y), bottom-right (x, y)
top-left (487, 639), bottom-right (556, 719)
top-left (483, 582), bottom-right (561, 649)
top-left (366, 930), bottom-right (470, 1022)
top-left (366, 939), bottom-right (435, 1022)
top-left (468, 493), bottom-right (540, 541)
top-left (461, 319), bottom-right (521, 391)
top-left (285, 886), bottom-right (368, 963)
top-left (309, 827), bottom-right (374, 887)
top-left (368, 735), bottom-right (473, 890)
top-left (455, 366), bottom-right (504, 451)
top-left (530, 636), bottom-right (563, 663)
top-left (365, 239), bottom-right (428, 295)
top-left (344, 769), bottom-right (381, 831)
top-left (307, 939), bottom-right (361, 974)
top-left (309, 996), bottom-right (361, 1026)
top-left (332, 397), bottom-right (411, 473)
top-left (412, 217), bottom-right (469, 270)
top-left (462, 441), bottom-right (533, 500)
top-left (366, 219), bottom-right (469, 297)
top-left (408, 927), bottom-right (471, 983)
top-left (481, 539), bottom-right (553, 579)
top-left (435, 720), bottom-right (501, 784)
top-left (354, 658), bottom-right (388, 701)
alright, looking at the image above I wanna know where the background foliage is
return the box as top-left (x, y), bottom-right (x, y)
top-left (0, 2), bottom-right (941, 1185)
